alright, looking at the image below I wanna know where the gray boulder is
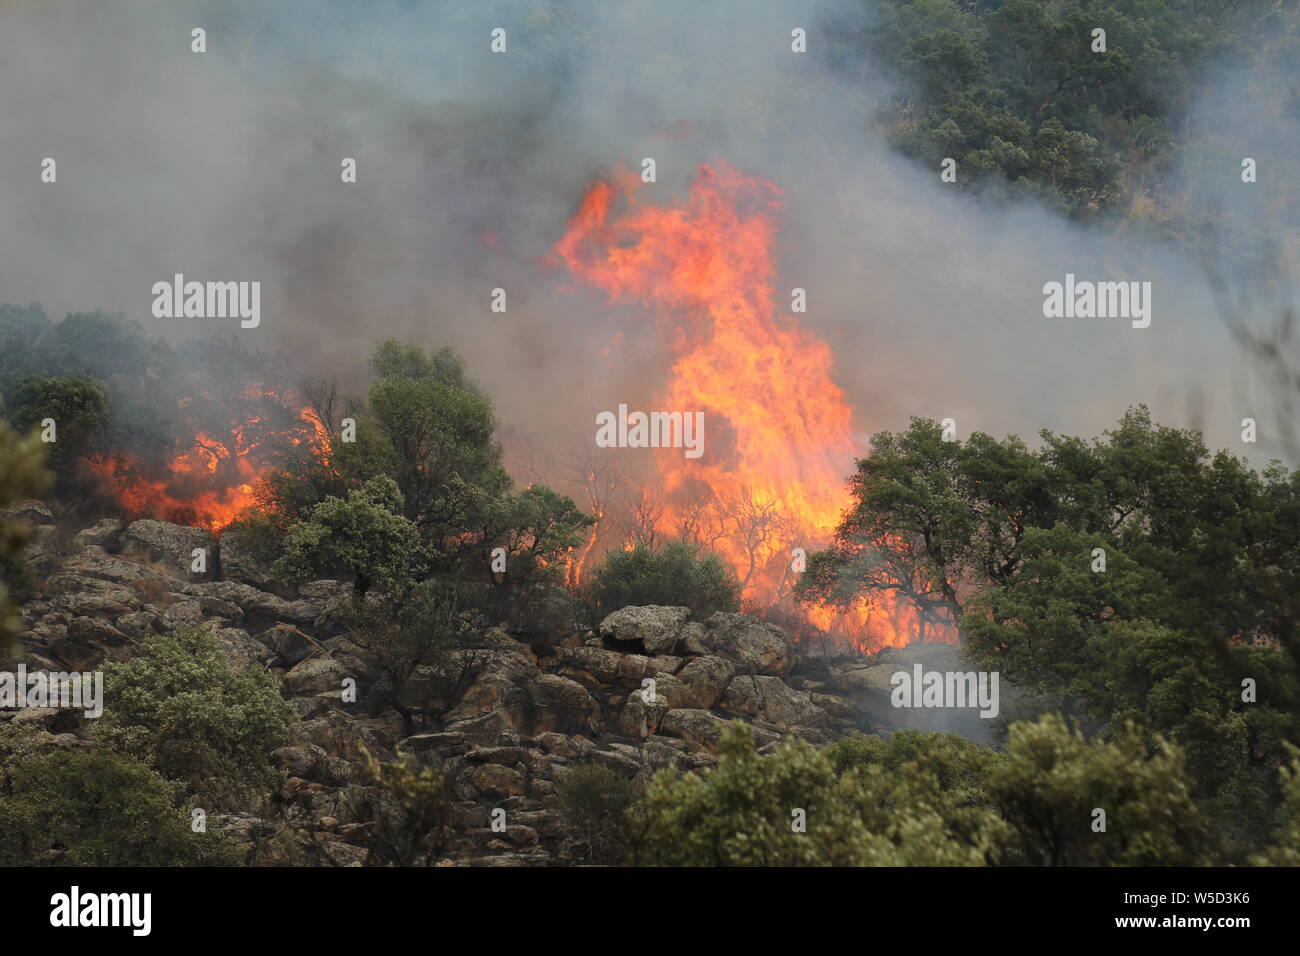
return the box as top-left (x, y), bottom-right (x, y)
top-left (121, 520), bottom-right (217, 582)
top-left (600, 605), bottom-right (690, 654)
top-left (702, 612), bottom-right (797, 676)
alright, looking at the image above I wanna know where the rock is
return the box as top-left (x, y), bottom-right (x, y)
top-left (828, 662), bottom-right (897, 695)
top-left (272, 744), bottom-right (326, 778)
top-left (121, 520), bottom-right (217, 582)
top-left (72, 519), bottom-right (126, 550)
top-left (218, 529), bottom-right (274, 588)
top-left (1, 500), bottom-right (53, 525)
top-left (210, 626), bottom-right (269, 672)
top-left (721, 675), bottom-right (827, 727)
top-left (466, 764), bottom-right (526, 798)
top-left (676, 655), bottom-right (735, 709)
top-left (283, 656), bottom-right (348, 696)
top-left (569, 646), bottom-right (624, 684)
top-left (115, 610), bottom-right (162, 640)
top-left (524, 674), bottom-right (600, 735)
top-left (257, 623), bottom-right (318, 668)
top-left (659, 708), bottom-right (729, 750)
top-left (617, 685), bottom-right (672, 738)
top-left (599, 605), bottom-right (690, 654)
top-left (532, 732), bottom-right (583, 759)
top-left (702, 612), bottom-right (796, 676)
top-left (679, 621), bottom-right (709, 655)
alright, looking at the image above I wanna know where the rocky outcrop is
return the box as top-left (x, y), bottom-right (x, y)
top-left (121, 519), bottom-right (217, 582)
top-left (7, 514), bottom-right (895, 867)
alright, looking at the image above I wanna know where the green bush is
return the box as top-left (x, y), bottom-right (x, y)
top-left (94, 627), bottom-right (296, 806)
top-left (628, 722), bottom-right (1000, 866)
top-left (586, 540), bottom-right (740, 620)
top-left (0, 726), bottom-right (239, 866)
top-left (554, 762), bottom-right (635, 864)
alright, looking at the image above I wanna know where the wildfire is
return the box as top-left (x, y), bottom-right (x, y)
top-left (556, 163), bottom-right (946, 651)
top-left (89, 393), bottom-right (330, 533)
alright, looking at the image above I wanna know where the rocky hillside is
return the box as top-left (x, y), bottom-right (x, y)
top-left (4, 505), bottom-right (971, 866)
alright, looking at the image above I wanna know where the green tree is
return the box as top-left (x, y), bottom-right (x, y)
top-left (1252, 745), bottom-right (1300, 866)
top-left (988, 714), bottom-right (1213, 866)
top-left (587, 539), bottom-right (741, 620)
top-left (5, 375), bottom-right (108, 483)
top-left (628, 722), bottom-right (999, 866)
top-left (356, 744), bottom-right (454, 867)
top-left (94, 627), bottom-right (296, 807)
top-left (364, 340), bottom-right (509, 536)
top-left (342, 579), bottom-right (479, 735)
top-left (554, 762), bottom-right (635, 865)
top-left (0, 725), bottom-right (239, 866)
top-left (272, 475), bottom-right (422, 601)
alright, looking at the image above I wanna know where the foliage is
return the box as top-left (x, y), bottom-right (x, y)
top-left (587, 539), bottom-right (741, 620)
top-left (988, 714), bottom-right (1213, 866)
top-left (357, 743), bottom-right (454, 866)
top-left (341, 579), bottom-right (481, 735)
top-left (803, 407), bottom-right (1300, 849)
top-left (553, 762), bottom-right (635, 865)
top-left (0, 725), bottom-right (239, 866)
top-left (1251, 745), bottom-right (1300, 866)
top-left (0, 420), bottom-right (51, 653)
top-left (628, 721), bottom-right (1000, 866)
top-left (272, 475), bottom-right (422, 601)
top-left (848, 0), bottom-right (1269, 218)
top-left (94, 627), bottom-right (296, 806)
top-left (4, 375), bottom-right (108, 486)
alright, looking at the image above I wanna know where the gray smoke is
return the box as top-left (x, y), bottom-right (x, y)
top-left (0, 0), bottom-right (1294, 471)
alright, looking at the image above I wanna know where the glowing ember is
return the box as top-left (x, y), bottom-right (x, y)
top-left (556, 163), bottom-right (946, 650)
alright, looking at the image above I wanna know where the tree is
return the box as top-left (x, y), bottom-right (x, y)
top-left (988, 714), bottom-right (1213, 866)
top-left (796, 417), bottom-right (1055, 629)
top-left (364, 340), bottom-right (510, 536)
top-left (586, 540), bottom-right (741, 620)
top-left (0, 725), bottom-right (239, 866)
top-left (4, 375), bottom-right (107, 489)
top-left (628, 722), bottom-right (1000, 866)
top-left (355, 744), bottom-right (454, 867)
top-left (342, 580), bottom-right (480, 735)
top-left (272, 475), bottom-right (422, 601)
top-left (0, 420), bottom-right (51, 654)
top-left (94, 627), bottom-right (297, 807)
top-left (1252, 745), bottom-right (1300, 866)
top-left (466, 482), bottom-right (593, 626)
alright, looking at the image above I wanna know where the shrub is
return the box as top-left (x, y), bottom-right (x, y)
top-left (987, 714), bottom-right (1213, 866)
top-left (94, 626), bottom-right (296, 806)
top-left (0, 726), bottom-right (239, 866)
top-left (628, 722), bottom-right (999, 866)
top-left (554, 762), bottom-right (635, 865)
top-left (586, 540), bottom-right (740, 620)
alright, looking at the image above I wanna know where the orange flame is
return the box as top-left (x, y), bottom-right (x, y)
top-left (556, 164), bottom-right (945, 651)
top-left (90, 397), bottom-right (330, 533)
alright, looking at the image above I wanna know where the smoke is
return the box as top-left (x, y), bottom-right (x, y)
top-left (0, 0), bottom-right (1293, 470)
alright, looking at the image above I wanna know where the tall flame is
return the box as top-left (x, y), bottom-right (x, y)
top-left (556, 163), bottom-right (934, 650)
